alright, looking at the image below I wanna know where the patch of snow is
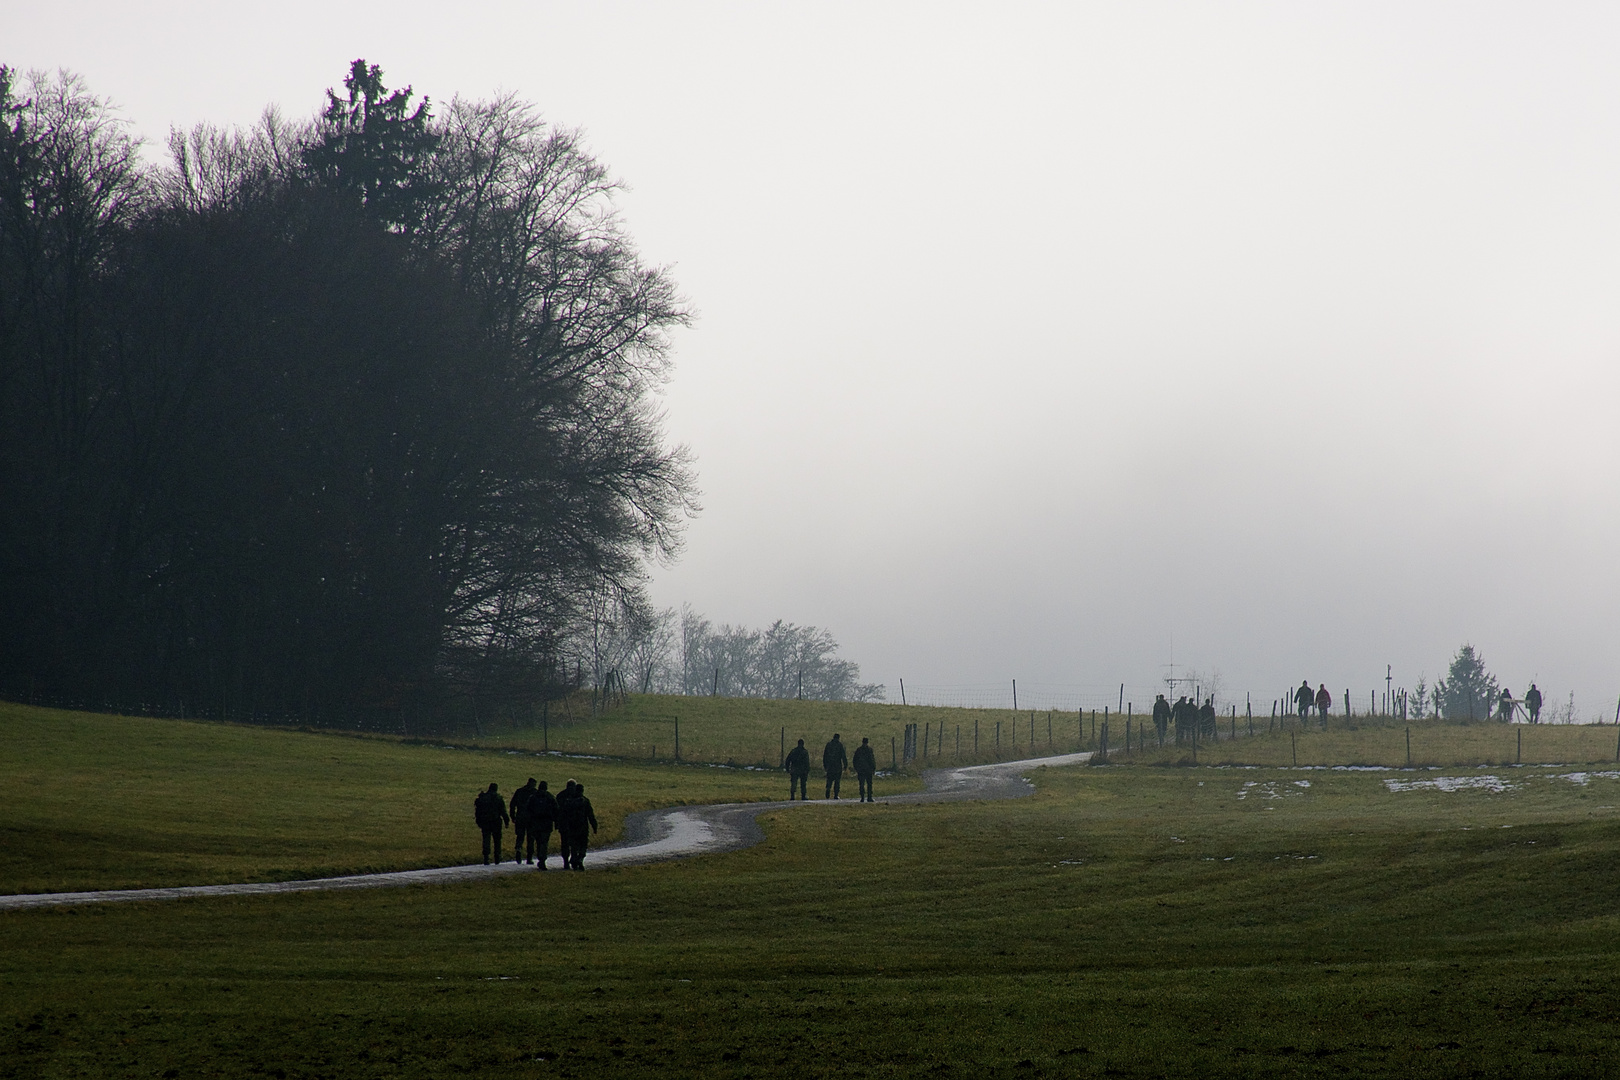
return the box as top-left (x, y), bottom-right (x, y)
top-left (1384, 775), bottom-right (1514, 794)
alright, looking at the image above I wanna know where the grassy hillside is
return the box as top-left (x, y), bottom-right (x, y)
top-left (1120, 713), bottom-right (1620, 768)
top-left (7, 706), bottom-right (1620, 1075)
top-left (0, 701), bottom-right (789, 894)
top-left (456, 692), bottom-right (1110, 766)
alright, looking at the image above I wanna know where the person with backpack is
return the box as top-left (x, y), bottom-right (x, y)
top-left (822, 733), bottom-right (849, 799)
top-left (852, 737), bottom-right (878, 802)
top-left (527, 780), bottom-right (559, 869)
top-left (783, 738), bottom-right (811, 800)
top-left (510, 778), bottom-right (539, 864)
top-left (473, 782), bottom-right (510, 865)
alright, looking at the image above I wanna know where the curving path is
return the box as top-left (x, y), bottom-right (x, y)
top-left (0, 751), bottom-right (1092, 911)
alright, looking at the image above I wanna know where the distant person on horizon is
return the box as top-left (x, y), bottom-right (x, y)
top-left (1315, 684), bottom-right (1332, 726)
top-left (784, 738), bottom-right (811, 800)
top-left (1499, 688), bottom-right (1517, 723)
top-left (510, 778), bottom-right (538, 864)
top-left (528, 780), bottom-right (559, 869)
top-left (474, 782), bottom-right (509, 865)
top-left (1295, 681), bottom-right (1313, 722)
top-left (823, 734), bottom-right (849, 799)
top-left (559, 782), bottom-right (598, 870)
top-left (853, 737), bottom-right (878, 802)
top-left (557, 780), bottom-right (578, 867)
top-left (1152, 695), bottom-right (1171, 747)
top-left (1525, 684), bottom-right (1543, 724)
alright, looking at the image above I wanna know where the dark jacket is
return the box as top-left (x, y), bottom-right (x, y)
top-left (528, 789), bottom-right (559, 828)
top-left (474, 790), bottom-right (509, 830)
top-left (784, 745), bottom-right (811, 775)
top-left (510, 782), bottom-right (537, 824)
top-left (822, 738), bottom-right (848, 775)
top-left (1295, 684), bottom-right (1314, 711)
top-left (852, 744), bottom-right (876, 776)
top-left (559, 792), bottom-right (597, 835)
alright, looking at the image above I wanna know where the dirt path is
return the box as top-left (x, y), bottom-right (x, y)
top-left (0, 751), bottom-right (1091, 911)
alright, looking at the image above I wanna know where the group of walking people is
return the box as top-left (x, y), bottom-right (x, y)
top-left (782, 733), bottom-right (880, 801)
top-left (472, 778), bottom-right (598, 870)
top-left (1151, 694), bottom-right (1219, 746)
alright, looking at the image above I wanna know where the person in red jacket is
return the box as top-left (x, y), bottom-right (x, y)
top-left (1315, 684), bottom-right (1332, 727)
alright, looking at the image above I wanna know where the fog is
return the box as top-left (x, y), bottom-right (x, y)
top-left (14, 2), bottom-right (1620, 714)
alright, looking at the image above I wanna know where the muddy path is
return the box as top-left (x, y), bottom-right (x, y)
top-left (0, 751), bottom-right (1091, 911)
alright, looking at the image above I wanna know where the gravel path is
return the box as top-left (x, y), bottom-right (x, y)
top-left (0, 751), bottom-right (1091, 911)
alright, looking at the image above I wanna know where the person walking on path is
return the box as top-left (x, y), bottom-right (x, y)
top-left (528, 780), bottom-right (559, 869)
top-left (556, 780), bottom-right (577, 868)
top-left (560, 783), bottom-right (598, 870)
top-left (852, 737), bottom-right (878, 802)
top-left (1152, 695), bottom-right (1171, 747)
top-left (784, 739), bottom-right (811, 800)
top-left (822, 734), bottom-right (849, 799)
top-left (1499, 687), bottom-right (1517, 723)
top-left (510, 778), bottom-right (538, 865)
top-left (1315, 684), bottom-right (1332, 727)
top-left (1295, 681), bottom-right (1314, 723)
top-left (474, 783), bottom-right (509, 865)
top-left (1198, 697), bottom-right (1217, 741)
top-left (1525, 684), bottom-right (1543, 724)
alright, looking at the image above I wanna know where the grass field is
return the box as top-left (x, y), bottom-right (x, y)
top-left (0, 701), bottom-right (793, 894)
top-left (1120, 713), bottom-right (1620, 769)
top-left (446, 692), bottom-right (1111, 768)
top-left (8, 702), bottom-right (1620, 1077)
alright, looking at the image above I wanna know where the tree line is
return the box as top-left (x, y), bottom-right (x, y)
top-left (0, 61), bottom-right (696, 728)
top-left (577, 601), bottom-right (884, 705)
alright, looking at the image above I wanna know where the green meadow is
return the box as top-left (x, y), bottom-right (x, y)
top-left (7, 701), bottom-right (1620, 1077)
top-left (0, 702), bottom-right (790, 894)
top-left (453, 692), bottom-right (1106, 768)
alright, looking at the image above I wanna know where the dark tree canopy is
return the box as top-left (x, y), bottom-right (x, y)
top-left (1435, 644), bottom-right (1499, 722)
top-left (0, 63), bottom-right (696, 728)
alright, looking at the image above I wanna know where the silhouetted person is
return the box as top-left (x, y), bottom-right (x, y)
top-left (1315, 684), bottom-right (1332, 726)
top-left (474, 782), bottom-right (509, 865)
top-left (784, 738), bottom-right (811, 800)
top-left (1525, 683), bottom-right (1543, 724)
top-left (853, 737), bottom-right (877, 802)
top-left (1172, 696), bottom-right (1194, 745)
top-left (528, 780), bottom-right (559, 869)
top-left (510, 778), bottom-right (538, 864)
top-left (1198, 697), bottom-right (1216, 740)
top-left (557, 780), bottom-right (578, 867)
top-left (1499, 688), bottom-right (1516, 722)
top-left (822, 734), bottom-right (849, 799)
top-left (1152, 695), bottom-right (1171, 746)
top-left (1295, 681), bottom-right (1313, 722)
top-left (560, 783), bottom-right (598, 870)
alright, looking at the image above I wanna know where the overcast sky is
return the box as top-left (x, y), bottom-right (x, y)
top-left (15, 2), bottom-right (1620, 715)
